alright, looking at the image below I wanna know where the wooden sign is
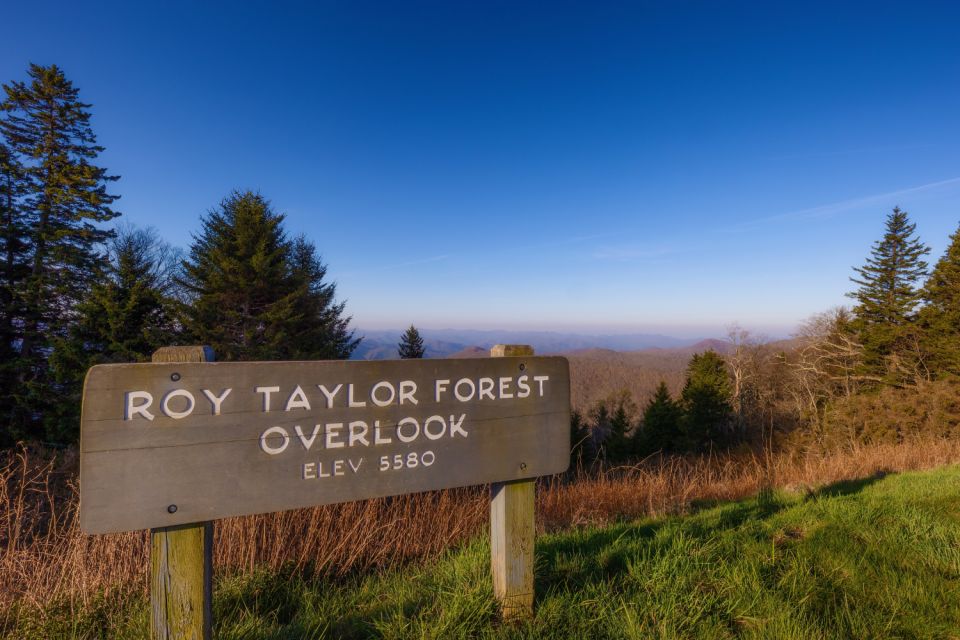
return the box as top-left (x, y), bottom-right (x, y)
top-left (80, 355), bottom-right (570, 534)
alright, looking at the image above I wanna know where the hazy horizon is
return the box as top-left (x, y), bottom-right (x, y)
top-left (351, 323), bottom-right (792, 342)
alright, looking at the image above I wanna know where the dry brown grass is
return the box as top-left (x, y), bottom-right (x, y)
top-left (3, 438), bottom-right (960, 615)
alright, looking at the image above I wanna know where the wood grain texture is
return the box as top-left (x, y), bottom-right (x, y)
top-left (152, 346), bottom-right (215, 364)
top-left (490, 344), bottom-right (536, 621)
top-left (150, 346), bottom-right (213, 640)
top-left (490, 479), bottom-right (535, 620)
top-left (151, 522), bottom-right (212, 640)
top-left (80, 355), bottom-right (570, 533)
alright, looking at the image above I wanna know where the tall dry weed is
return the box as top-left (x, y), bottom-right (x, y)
top-left (2, 438), bottom-right (959, 614)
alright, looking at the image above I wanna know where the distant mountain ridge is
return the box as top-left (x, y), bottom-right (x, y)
top-left (350, 328), bottom-right (707, 360)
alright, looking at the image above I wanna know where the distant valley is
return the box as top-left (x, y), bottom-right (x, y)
top-left (350, 328), bottom-right (706, 360)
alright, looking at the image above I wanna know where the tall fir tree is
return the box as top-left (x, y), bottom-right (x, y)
top-left (589, 390), bottom-right (635, 462)
top-left (397, 324), bottom-right (425, 359)
top-left (0, 141), bottom-right (28, 339)
top-left (920, 222), bottom-right (960, 378)
top-left (1, 64), bottom-right (119, 441)
top-left (0, 140), bottom-right (29, 440)
top-left (606, 401), bottom-right (634, 462)
top-left (177, 190), bottom-right (358, 361)
top-left (637, 381), bottom-right (683, 454)
top-left (848, 207), bottom-right (930, 383)
top-left (587, 401), bottom-right (611, 461)
top-left (287, 235), bottom-right (358, 360)
top-left (48, 227), bottom-right (180, 441)
top-left (680, 350), bottom-right (733, 451)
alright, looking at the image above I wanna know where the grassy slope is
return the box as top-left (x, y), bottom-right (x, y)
top-left (11, 465), bottom-right (960, 639)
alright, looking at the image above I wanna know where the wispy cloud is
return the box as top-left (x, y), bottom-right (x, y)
top-left (732, 175), bottom-right (960, 231)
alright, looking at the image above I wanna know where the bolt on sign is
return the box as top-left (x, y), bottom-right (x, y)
top-left (80, 356), bottom-right (570, 534)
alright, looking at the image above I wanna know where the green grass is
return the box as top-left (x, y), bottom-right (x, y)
top-left (8, 466), bottom-right (960, 639)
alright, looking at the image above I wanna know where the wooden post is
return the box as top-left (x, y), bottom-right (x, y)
top-left (150, 346), bottom-right (214, 640)
top-left (490, 344), bottom-right (536, 620)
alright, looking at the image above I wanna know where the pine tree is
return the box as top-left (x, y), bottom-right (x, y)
top-left (398, 325), bottom-right (425, 359)
top-left (588, 401), bottom-right (611, 461)
top-left (606, 392), bottom-right (635, 462)
top-left (637, 381), bottom-right (683, 454)
top-left (590, 390), bottom-right (635, 462)
top-left (0, 140), bottom-right (29, 441)
top-left (848, 207), bottom-right (930, 382)
top-left (48, 227), bottom-right (180, 441)
top-left (287, 235), bottom-right (359, 360)
top-left (1, 64), bottom-right (119, 440)
top-left (920, 222), bottom-right (960, 377)
top-left (0, 141), bottom-right (28, 339)
top-left (178, 191), bottom-right (358, 361)
top-left (680, 350), bottom-right (733, 451)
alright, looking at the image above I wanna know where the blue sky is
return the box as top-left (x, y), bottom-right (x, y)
top-left (3, 1), bottom-right (959, 337)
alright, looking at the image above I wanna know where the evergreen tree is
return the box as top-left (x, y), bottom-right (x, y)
top-left (590, 390), bottom-right (635, 462)
top-left (920, 222), bottom-right (960, 377)
top-left (605, 392), bottom-right (635, 462)
top-left (587, 401), bottom-right (611, 461)
top-left (48, 227), bottom-right (181, 441)
top-left (398, 324), bottom-right (426, 359)
top-left (0, 140), bottom-right (29, 442)
top-left (178, 190), bottom-right (358, 361)
top-left (1, 64), bottom-right (119, 440)
top-left (680, 350), bottom-right (733, 451)
top-left (0, 141), bottom-right (28, 339)
top-left (637, 381), bottom-right (683, 454)
top-left (287, 235), bottom-right (359, 360)
top-left (848, 207), bottom-right (930, 382)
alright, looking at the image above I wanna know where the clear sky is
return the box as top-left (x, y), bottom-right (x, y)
top-left (3, 1), bottom-right (959, 337)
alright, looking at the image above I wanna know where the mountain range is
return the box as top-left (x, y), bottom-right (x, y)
top-left (350, 328), bottom-right (710, 360)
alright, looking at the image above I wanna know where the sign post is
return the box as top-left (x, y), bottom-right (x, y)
top-left (148, 346), bottom-right (214, 640)
top-left (490, 344), bottom-right (536, 620)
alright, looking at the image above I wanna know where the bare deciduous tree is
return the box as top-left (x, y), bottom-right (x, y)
top-left (790, 308), bottom-right (871, 436)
